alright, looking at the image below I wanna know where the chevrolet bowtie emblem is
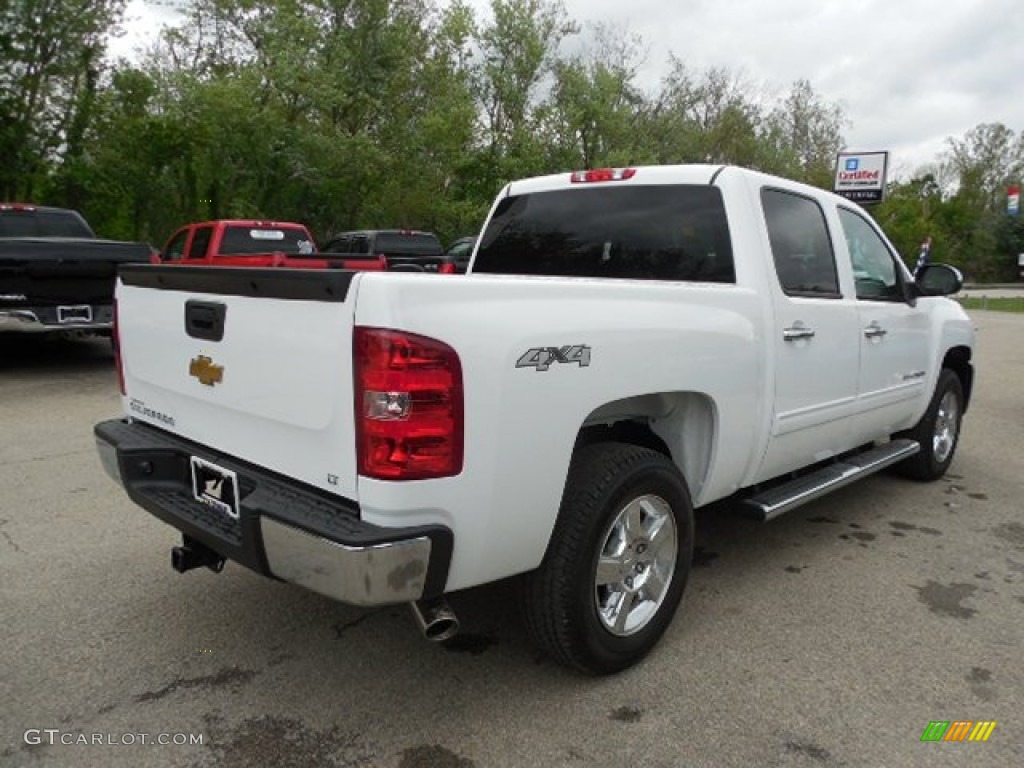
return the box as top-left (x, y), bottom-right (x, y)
top-left (189, 355), bottom-right (224, 386)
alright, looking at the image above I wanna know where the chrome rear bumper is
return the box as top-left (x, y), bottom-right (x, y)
top-left (260, 518), bottom-right (432, 605)
top-left (0, 306), bottom-right (112, 333)
top-left (94, 419), bottom-right (452, 606)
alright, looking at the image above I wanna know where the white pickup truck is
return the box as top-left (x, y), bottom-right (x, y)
top-left (95, 165), bottom-right (973, 674)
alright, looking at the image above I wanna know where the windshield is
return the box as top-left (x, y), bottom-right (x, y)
top-left (473, 185), bottom-right (734, 282)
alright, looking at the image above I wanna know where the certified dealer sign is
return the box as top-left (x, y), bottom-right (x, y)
top-left (834, 151), bottom-right (889, 203)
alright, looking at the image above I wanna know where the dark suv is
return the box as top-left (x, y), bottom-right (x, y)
top-left (320, 230), bottom-right (444, 272)
top-left (442, 236), bottom-right (475, 274)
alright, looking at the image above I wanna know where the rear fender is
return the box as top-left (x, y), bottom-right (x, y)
top-left (581, 392), bottom-right (717, 504)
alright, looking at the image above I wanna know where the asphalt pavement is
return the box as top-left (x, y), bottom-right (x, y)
top-left (1, 313), bottom-right (1022, 768)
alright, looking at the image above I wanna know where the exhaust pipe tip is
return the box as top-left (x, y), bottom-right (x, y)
top-left (410, 598), bottom-right (460, 643)
top-left (423, 616), bottom-right (459, 643)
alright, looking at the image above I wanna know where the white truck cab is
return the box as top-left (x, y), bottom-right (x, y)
top-left (96, 165), bottom-right (973, 673)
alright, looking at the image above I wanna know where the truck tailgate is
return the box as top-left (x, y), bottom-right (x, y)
top-left (0, 238), bottom-right (153, 304)
top-left (116, 265), bottom-right (360, 499)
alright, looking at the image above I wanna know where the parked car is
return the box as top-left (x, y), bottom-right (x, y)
top-left (441, 236), bottom-right (475, 274)
top-left (0, 203), bottom-right (154, 336)
top-left (321, 229), bottom-right (445, 272)
top-left (158, 220), bottom-right (386, 271)
top-left (96, 164), bottom-right (972, 674)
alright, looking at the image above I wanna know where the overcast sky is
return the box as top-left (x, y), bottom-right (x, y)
top-left (111, 0), bottom-right (1024, 179)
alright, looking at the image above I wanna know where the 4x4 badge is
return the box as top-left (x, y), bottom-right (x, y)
top-left (516, 345), bottom-right (591, 372)
top-left (189, 355), bottom-right (224, 386)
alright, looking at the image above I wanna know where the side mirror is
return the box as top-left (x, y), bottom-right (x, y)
top-left (916, 263), bottom-right (963, 297)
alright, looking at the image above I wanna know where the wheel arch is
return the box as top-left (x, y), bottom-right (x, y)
top-left (942, 345), bottom-right (973, 412)
top-left (576, 391), bottom-right (717, 503)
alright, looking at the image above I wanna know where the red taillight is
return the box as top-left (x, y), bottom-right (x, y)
top-left (570, 168), bottom-right (636, 183)
top-left (113, 299), bottom-right (126, 395)
top-left (354, 327), bottom-right (463, 480)
top-left (439, 262), bottom-right (456, 274)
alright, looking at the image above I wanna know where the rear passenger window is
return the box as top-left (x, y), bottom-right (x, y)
top-left (324, 236), bottom-right (350, 253)
top-left (473, 185), bottom-right (734, 282)
top-left (761, 189), bottom-right (840, 298)
top-left (186, 226), bottom-right (213, 259)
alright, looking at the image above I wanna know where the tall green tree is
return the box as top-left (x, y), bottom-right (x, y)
top-left (643, 61), bottom-right (762, 166)
top-left (873, 174), bottom-right (945, 266)
top-left (944, 123), bottom-right (1022, 215)
top-left (760, 79), bottom-right (845, 186)
top-left (0, 0), bottom-right (126, 200)
top-left (473, 0), bottom-right (576, 185)
top-left (546, 25), bottom-right (649, 169)
top-left (62, 67), bottom-right (190, 240)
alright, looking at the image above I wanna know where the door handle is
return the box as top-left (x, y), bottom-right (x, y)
top-left (185, 300), bottom-right (227, 342)
top-left (863, 322), bottom-right (888, 339)
top-left (783, 325), bottom-right (816, 342)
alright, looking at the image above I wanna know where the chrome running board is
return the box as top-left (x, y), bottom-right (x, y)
top-left (744, 439), bottom-right (920, 521)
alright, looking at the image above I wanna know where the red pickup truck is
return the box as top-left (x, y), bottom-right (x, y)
top-left (157, 220), bottom-right (386, 270)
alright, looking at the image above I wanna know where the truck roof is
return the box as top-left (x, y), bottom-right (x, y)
top-left (505, 165), bottom-right (725, 197)
top-left (502, 165), bottom-right (858, 211)
top-left (187, 219), bottom-right (311, 230)
top-left (0, 203), bottom-right (72, 213)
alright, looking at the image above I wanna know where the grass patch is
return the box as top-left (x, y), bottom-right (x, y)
top-left (957, 296), bottom-right (1024, 313)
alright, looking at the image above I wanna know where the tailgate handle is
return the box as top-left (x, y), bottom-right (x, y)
top-left (185, 300), bottom-right (226, 342)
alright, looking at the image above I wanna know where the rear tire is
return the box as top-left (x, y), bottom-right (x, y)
top-left (894, 368), bottom-right (964, 481)
top-left (521, 443), bottom-right (694, 675)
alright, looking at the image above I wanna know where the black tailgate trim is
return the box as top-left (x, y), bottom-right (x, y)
top-left (118, 264), bottom-right (356, 302)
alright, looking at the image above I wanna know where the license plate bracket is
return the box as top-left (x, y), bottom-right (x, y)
top-left (190, 457), bottom-right (241, 519)
top-left (57, 304), bottom-right (92, 323)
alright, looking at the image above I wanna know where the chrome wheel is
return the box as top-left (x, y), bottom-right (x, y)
top-left (594, 494), bottom-right (678, 637)
top-left (932, 390), bottom-right (959, 464)
top-left (522, 444), bottom-right (693, 673)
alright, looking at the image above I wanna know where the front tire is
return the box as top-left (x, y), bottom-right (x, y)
top-left (521, 443), bottom-right (694, 675)
top-left (894, 368), bottom-right (964, 481)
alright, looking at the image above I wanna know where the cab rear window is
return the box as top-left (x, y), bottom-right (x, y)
top-left (373, 233), bottom-right (442, 256)
top-left (0, 210), bottom-right (93, 238)
top-left (473, 185), bottom-right (734, 282)
top-left (220, 227), bottom-right (314, 255)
